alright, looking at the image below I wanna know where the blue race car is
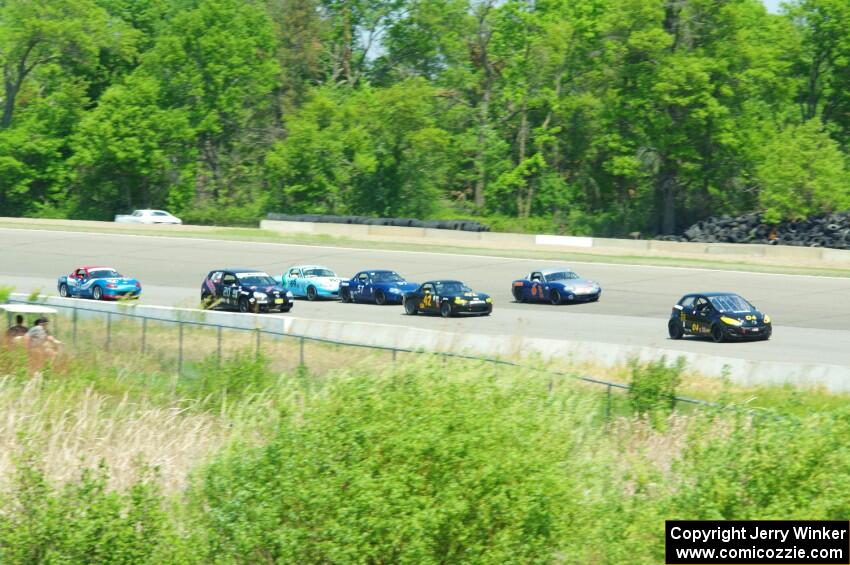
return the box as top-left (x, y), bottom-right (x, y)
top-left (58, 266), bottom-right (142, 300)
top-left (280, 265), bottom-right (342, 300)
top-left (339, 270), bottom-right (419, 305)
top-left (511, 267), bottom-right (601, 305)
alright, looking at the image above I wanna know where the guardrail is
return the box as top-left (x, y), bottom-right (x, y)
top-left (8, 298), bottom-right (717, 420)
top-left (260, 219), bottom-right (850, 267)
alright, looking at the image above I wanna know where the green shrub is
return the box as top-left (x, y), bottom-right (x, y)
top-left (188, 364), bottom-right (587, 564)
top-left (628, 357), bottom-right (685, 421)
top-left (0, 458), bottom-right (182, 564)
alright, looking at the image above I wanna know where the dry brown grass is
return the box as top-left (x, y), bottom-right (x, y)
top-left (0, 374), bottom-right (232, 494)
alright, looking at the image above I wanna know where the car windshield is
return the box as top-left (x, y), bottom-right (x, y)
top-left (89, 269), bottom-right (121, 279)
top-left (304, 268), bottom-right (335, 277)
top-left (435, 282), bottom-right (471, 294)
top-left (236, 273), bottom-right (277, 286)
top-left (709, 294), bottom-right (755, 313)
top-left (544, 271), bottom-right (579, 281)
top-left (371, 271), bottom-right (403, 282)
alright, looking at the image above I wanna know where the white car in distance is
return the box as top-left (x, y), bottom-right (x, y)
top-left (114, 209), bottom-right (183, 225)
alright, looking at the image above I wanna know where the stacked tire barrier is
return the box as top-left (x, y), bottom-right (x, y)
top-left (266, 213), bottom-right (490, 232)
top-left (655, 212), bottom-right (850, 249)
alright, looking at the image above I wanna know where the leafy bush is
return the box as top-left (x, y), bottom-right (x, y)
top-left (0, 458), bottom-right (182, 564)
top-left (188, 365), bottom-right (585, 564)
top-left (628, 356), bottom-right (685, 421)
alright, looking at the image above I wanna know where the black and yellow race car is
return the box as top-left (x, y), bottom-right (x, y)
top-left (403, 280), bottom-right (493, 317)
top-left (668, 292), bottom-right (771, 342)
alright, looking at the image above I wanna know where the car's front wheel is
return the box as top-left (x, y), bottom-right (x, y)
top-left (668, 319), bottom-right (684, 340)
top-left (404, 298), bottom-right (418, 315)
top-left (238, 297), bottom-right (250, 313)
top-left (512, 286), bottom-right (524, 303)
top-left (711, 324), bottom-right (725, 343)
top-left (440, 301), bottom-right (452, 318)
top-left (59, 283), bottom-right (69, 298)
top-left (550, 289), bottom-right (562, 305)
top-left (92, 286), bottom-right (103, 300)
top-left (306, 286), bottom-right (317, 301)
top-left (375, 290), bottom-right (387, 305)
top-left (340, 287), bottom-right (352, 303)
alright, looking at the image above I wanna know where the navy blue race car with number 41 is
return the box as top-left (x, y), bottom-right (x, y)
top-left (339, 270), bottom-right (419, 305)
top-left (668, 292), bottom-right (772, 342)
top-left (403, 280), bottom-right (493, 317)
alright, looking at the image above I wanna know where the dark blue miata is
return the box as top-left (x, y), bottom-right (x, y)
top-left (339, 270), bottom-right (419, 305)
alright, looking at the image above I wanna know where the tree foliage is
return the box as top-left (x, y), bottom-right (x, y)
top-left (1, 0), bottom-right (849, 232)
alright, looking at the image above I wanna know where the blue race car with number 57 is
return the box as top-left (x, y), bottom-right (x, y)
top-left (280, 265), bottom-right (342, 300)
top-left (58, 266), bottom-right (142, 300)
top-left (339, 270), bottom-right (419, 305)
top-left (511, 268), bottom-right (601, 305)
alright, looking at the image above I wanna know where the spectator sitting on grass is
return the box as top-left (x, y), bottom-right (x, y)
top-left (6, 315), bottom-right (27, 342)
top-left (26, 318), bottom-right (61, 351)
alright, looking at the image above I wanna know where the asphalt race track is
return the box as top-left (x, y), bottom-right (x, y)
top-left (3, 227), bottom-right (850, 368)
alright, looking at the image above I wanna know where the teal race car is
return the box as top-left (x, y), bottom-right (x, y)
top-left (280, 265), bottom-right (342, 300)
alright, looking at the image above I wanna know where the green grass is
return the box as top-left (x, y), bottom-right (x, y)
top-left (4, 218), bottom-right (850, 278)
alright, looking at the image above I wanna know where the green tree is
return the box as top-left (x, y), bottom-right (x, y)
top-left (756, 120), bottom-right (850, 223)
top-left (266, 79), bottom-right (452, 217)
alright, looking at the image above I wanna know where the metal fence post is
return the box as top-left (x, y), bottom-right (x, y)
top-left (141, 317), bottom-right (147, 354)
top-left (299, 337), bottom-right (304, 366)
top-left (106, 312), bottom-right (112, 351)
top-left (255, 328), bottom-right (260, 360)
top-left (216, 326), bottom-right (222, 367)
top-left (72, 305), bottom-right (78, 346)
top-left (392, 349), bottom-right (397, 362)
top-left (605, 384), bottom-right (612, 424)
top-left (178, 322), bottom-right (184, 376)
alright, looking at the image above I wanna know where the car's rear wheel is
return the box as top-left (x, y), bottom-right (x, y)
top-left (92, 286), bottom-right (103, 300)
top-left (440, 301), bottom-right (452, 318)
top-left (341, 287), bottom-right (352, 303)
top-left (306, 286), bottom-right (317, 301)
top-left (238, 297), bottom-right (250, 313)
top-left (375, 290), bottom-right (387, 305)
top-left (512, 286), bottom-right (524, 303)
top-left (711, 324), bottom-right (725, 343)
top-left (404, 298), bottom-right (418, 315)
top-left (550, 289), bottom-right (562, 305)
top-left (59, 283), bottom-right (69, 298)
top-left (668, 319), bottom-right (684, 340)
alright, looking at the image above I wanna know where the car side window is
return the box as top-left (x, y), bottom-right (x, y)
top-left (694, 297), bottom-right (710, 314)
top-left (132, 211), bottom-right (142, 217)
top-left (76, 269), bottom-right (87, 279)
top-left (289, 268), bottom-right (301, 278)
top-left (222, 273), bottom-right (237, 285)
top-left (210, 272), bottom-right (223, 283)
top-left (422, 283), bottom-right (434, 294)
top-left (358, 273), bottom-right (369, 283)
top-left (530, 272), bottom-right (543, 282)
top-left (679, 296), bottom-right (695, 309)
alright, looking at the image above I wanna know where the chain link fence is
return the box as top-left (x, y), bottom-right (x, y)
top-left (8, 299), bottom-right (716, 419)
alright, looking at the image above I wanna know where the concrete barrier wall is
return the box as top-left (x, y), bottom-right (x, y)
top-left (17, 294), bottom-right (850, 392)
top-left (260, 220), bottom-right (850, 267)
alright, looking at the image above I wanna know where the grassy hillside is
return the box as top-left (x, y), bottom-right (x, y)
top-left (1, 344), bottom-right (849, 564)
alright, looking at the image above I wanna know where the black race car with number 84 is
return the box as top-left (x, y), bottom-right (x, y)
top-left (403, 280), bottom-right (493, 317)
top-left (668, 292), bottom-right (771, 342)
top-left (201, 269), bottom-right (294, 313)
